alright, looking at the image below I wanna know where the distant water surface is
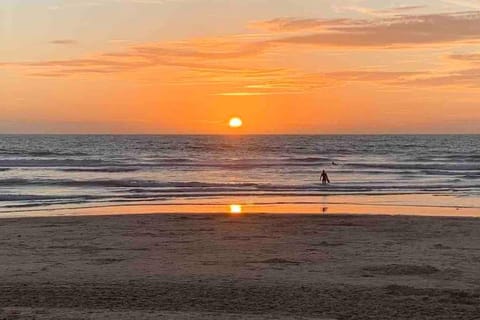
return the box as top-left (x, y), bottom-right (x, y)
top-left (0, 135), bottom-right (478, 216)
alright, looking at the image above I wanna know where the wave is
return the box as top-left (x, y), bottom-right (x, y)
top-left (0, 159), bottom-right (117, 168)
top-left (59, 167), bottom-right (141, 173)
top-left (348, 162), bottom-right (480, 171)
top-left (156, 158), bottom-right (194, 163)
top-left (0, 194), bottom-right (105, 202)
top-left (1, 177), bottom-right (478, 192)
top-left (0, 150), bottom-right (88, 157)
top-left (0, 194), bottom-right (62, 201)
top-left (284, 156), bottom-right (331, 162)
top-left (1, 158), bottom-right (478, 171)
top-left (0, 178), bottom-right (260, 189)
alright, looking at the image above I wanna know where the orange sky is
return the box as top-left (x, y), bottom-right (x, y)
top-left (1, 0), bottom-right (480, 134)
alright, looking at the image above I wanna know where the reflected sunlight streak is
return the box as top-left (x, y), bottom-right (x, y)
top-left (229, 204), bottom-right (243, 214)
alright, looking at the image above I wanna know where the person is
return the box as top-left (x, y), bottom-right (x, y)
top-left (320, 170), bottom-right (330, 185)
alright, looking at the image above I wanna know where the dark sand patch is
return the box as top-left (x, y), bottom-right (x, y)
top-left (88, 258), bottom-right (127, 265)
top-left (223, 236), bottom-right (252, 241)
top-left (363, 264), bottom-right (440, 276)
top-left (432, 243), bottom-right (452, 250)
top-left (384, 285), bottom-right (480, 305)
top-left (0, 282), bottom-right (479, 319)
top-left (0, 307), bottom-right (327, 320)
top-left (253, 258), bottom-right (302, 265)
top-left (174, 216), bottom-right (215, 221)
top-left (47, 245), bottom-right (115, 252)
top-left (311, 241), bottom-right (344, 247)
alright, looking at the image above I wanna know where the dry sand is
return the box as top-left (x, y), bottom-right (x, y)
top-left (0, 213), bottom-right (479, 319)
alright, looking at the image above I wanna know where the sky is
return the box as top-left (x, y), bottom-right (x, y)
top-left (1, 0), bottom-right (480, 134)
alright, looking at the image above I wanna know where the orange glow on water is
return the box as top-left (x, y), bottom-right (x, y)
top-left (1, 194), bottom-right (479, 218)
top-left (229, 204), bottom-right (243, 214)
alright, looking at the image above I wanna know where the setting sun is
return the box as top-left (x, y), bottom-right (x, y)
top-left (229, 117), bottom-right (243, 128)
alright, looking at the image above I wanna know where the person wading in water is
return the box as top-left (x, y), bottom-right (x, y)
top-left (320, 170), bottom-right (330, 185)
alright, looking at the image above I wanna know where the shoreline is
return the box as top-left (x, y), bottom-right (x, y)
top-left (1, 196), bottom-right (479, 219)
top-left (1, 209), bottom-right (480, 221)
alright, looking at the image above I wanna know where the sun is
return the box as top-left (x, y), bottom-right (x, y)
top-left (229, 117), bottom-right (243, 128)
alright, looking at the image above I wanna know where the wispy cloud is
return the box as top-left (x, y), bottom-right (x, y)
top-left (398, 68), bottom-right (480, 87)
top-left (274, 11), bottom-right (480, 48)
top-left (216, 92), bottom-right (287, 96)
top-left (47, 0), bottom-right (181, 10)
top-left (49, 39), bottom-right (78, 45)
top-left (213, 70), bottom-right (425, 96)
top-left (6, 11), bottom-right (480, 75)
top-left (449, 52), bottom-right (480, 61)
top-left (335, 4), bottom-right (426, 16)
top-left (376, 5), bottom-right (427, 14)
top-left (4, 10), bottom-right (480, 89)
top-left (50, 0), bottom-right (178, 7)
top-left (442, 0), bottom-right (480, 10)
top-left (325, 71), bottom-right (423, 81)
top-left (2, 35), bottom-right (272, 76)
top-left (249, 11), bottom-right (480, 52)
top-left (249, 17), bottom-right (354, 32)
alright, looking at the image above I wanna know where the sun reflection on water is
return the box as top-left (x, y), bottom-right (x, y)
top-left (229, 204), bottom-right (243, 214)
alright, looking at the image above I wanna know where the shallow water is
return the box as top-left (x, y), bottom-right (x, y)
top-left (0, 135), bottom-right (479, 217)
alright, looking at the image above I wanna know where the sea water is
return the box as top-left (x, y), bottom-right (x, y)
top-left (0, 135), bottom-right (479, 216)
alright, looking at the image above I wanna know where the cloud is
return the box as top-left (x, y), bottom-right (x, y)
top-left (249, 18), bottom-right (354, 32)
top-left (2, 35), bottom-right (273, 78)
top-left (335, 5), bottom-right (426, 16)
top-left (275, 11), bottom-right (480, 48)
top-left (213, 69), bottom-right (428, 96)
top-left (442, 0), bottom-right (480, 10)
top-left (325, 71), bottom-right (423, 81)
top-left (119, 38), bottom-right (271, 60)
top-left (376, 5), bottom-right (427, 14)
top-left (46, 0), bottom-right (184, 11)
top-left (49, 0), bottom-right (177, 9)
top-left (49, 39), bottom-right (78, 45)
top-left (7, 11), bottom-right (480, 77)
top-left (4, 10), bottom-right (480, 90)
top-left (216, 92), bottom-right (290, 96)
top-left (449, 53), bottom-right (480, 61)
top-left (253, 11), bottom-right (480, 50)
top-left (399, 68), bottom-right (480, 86)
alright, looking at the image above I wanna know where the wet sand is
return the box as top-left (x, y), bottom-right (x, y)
top-left (0, 213), bottom-right (479, 319)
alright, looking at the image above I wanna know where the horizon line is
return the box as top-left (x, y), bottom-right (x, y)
top-left (0, 133), bottom-right (479, 136)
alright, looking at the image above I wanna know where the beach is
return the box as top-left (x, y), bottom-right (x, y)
top-left (4, 0), bottom-right (480, 317)
top-left (1, 213), bottom-right (479, 319)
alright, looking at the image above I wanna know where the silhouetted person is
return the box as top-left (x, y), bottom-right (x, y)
top-left (320, 170), bottom-right (330, 185)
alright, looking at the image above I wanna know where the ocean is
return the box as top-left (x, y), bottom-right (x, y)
top-left (0, 135), bottom-right (479, 217)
